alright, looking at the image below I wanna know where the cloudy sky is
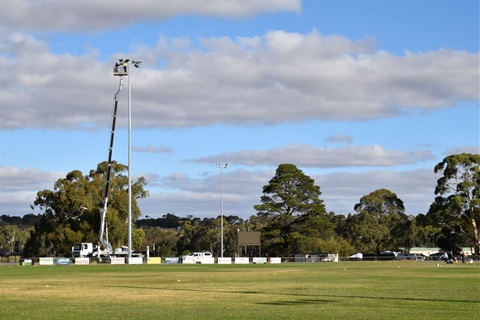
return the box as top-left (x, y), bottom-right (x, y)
top-left (1, 0), bottom-right (478, 220)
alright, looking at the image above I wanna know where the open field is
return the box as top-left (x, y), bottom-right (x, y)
top-left (0, 261), bottom-right (479, 320)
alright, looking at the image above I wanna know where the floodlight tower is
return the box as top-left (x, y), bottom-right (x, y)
top-left (216, 163), bottom-right (229, 257)
top-left (113, 58), bottom-right (141, 260)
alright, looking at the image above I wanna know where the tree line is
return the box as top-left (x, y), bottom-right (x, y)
top-left (0, 153), bottom-right (478, 258)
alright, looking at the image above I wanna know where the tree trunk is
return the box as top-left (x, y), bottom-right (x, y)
top-left (471, 217), bottom-right (480, 257)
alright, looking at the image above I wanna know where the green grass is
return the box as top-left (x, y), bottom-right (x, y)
top-left (1, 261), bottom-right (479, 319)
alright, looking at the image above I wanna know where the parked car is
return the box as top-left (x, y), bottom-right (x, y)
top-left (429, 252), bottom-right (447, 261)
top-left (395, 253), bottom-right (425, 261)
top-left (181, 252), bottom-right (214, 264)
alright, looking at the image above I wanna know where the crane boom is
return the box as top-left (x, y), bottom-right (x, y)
top-left (98, 76), bottom-right (124, 254)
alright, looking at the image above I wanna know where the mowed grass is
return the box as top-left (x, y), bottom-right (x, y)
top-left (0, 261), bottom-right (479, 320)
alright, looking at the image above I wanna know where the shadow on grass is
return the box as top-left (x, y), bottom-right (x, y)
top-left (111, 285), bottom-right (479, 305)
top-left (258, 298), bottom-right (334, 306)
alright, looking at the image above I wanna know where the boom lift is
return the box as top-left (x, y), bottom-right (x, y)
top-left (97, 61), bottom-right (129, 257)
top-left (73, 60), bottom-right (142, 261)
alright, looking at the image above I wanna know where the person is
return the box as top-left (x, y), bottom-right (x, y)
top-left (123, 61), bottom-right (128, 73)
top-left (446, 251), bottom-right (454, 264)
top-left (443, 251), bottom-right (448, 261)
top-left (460, 251), bottom-right (466, 263)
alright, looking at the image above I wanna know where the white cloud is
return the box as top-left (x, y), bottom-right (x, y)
top-left (445, 146), bottom-right (480, 156)
top-left (193, 144), bottom-right (434, 167)
top-left (0, 166), bottom-right (66, 215)
top-left (1, 30), bottom-right (477, 130)
top-left (0, 162), bottom-right (454, 219)
top-left (133, 144), bottom-right (172, 153)
top-left (1, 0), bottom-right (301, 32)
top-left (324, 134), bottom-right (353, 144)
top-left (137, 166), bottom-right (438, 219)
top-left (316, 169), bottom-right (436, 215)
top-left (0, 166), bottom-right (64, 192)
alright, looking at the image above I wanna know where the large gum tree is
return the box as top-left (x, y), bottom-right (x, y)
top-left (350, 188), bottom-right (407, 254)
top-left (431, 153), bottom-right (480, 256)
top-left (24, 161), bottom-right (148, 257)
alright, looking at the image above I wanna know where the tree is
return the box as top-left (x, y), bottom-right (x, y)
top-left (24, 161), bottom-right (149, 257)
top-left (254, 164), bottom-right (331, 256)
top-left (431, 153), bottom-right (480, 256)
top-left (350, 188), bottom-right (407, 254)
top-left (0, 224), bottom-right (32, 254)
top-left (142, 227), bottom-right (179, 257)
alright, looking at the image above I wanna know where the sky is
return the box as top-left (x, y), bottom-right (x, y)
top-left (0, 0), bottom-right (479, 220)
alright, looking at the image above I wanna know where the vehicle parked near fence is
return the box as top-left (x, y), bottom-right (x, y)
top-left (181, 252), bottom-right (214, 264)
top-left (395, 253), bottom-right (425, 261)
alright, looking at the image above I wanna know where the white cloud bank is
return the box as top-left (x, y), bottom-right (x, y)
top-left (1, 30), bottom-right (477, 130)
top-left (1, 0), bottom-right (301, 32)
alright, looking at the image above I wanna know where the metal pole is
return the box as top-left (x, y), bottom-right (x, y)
top-left (216, 163), bottom-right (228, 258)
top-left (128, 61), bottom-right (132, 260)
top-left (220, 166), bottom-right (224, 258)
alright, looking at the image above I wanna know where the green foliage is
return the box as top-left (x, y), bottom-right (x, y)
top-left (430, 153), bottom-right (480, 255)
top-left (0, 224), bottom-right (32, 254)
top-left (12, 153), bottom-right (480, 258)
top-left (254, 164), bottom-right (332, 256)
top-left (24, 161), bottom-right (148, 257)
top-left (348, 188), bottom-right (407, 254)
top-left (142, 227), bottom-right (179, 257)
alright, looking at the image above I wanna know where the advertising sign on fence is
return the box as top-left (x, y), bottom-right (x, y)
top-left (75, 258), bottom-right (90, 265)
top-left (147, 257), bottom-right (161, 264)
top-left (269, 257), bottom-right (282, 264)
top-left (127, 257), bottom-right (143, 265)
top-left (20, 259), bottom-right (33, 266)
top-left (217, 257), bottom-right (232, 264)
top-left (164, 257), bottom-right (180, 264)
top-left (39, 257), bottom-right (54, 266)
top-left (110, 257), bottom-right (125, 265)
top-left (253, 257), bottom-right (267, 264)
top-left (56, 258), bottom-right (71, 265)
top-left (235, 257), bottom-right (249, 264)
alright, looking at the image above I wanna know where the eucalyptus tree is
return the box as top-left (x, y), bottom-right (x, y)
top-left (430, 153), bottom-right (480, 255)
top-left (24, 161), bottom-right (148, 257)
top-left (350, 188), bottom-right (407, 254)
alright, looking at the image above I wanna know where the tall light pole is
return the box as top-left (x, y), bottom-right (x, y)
top-left (216, 163), bottom-right (229, 257)
top-left (113, 58), bottom-right (141, 260)
top-left (127, 59), bottom-right (141, 260)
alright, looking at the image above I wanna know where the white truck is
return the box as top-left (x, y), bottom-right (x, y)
top-left (72, 242), bottom-right (110, 258)
top-left (72, 243), bottom-right (143, 259)
top-left (181, 252), bottom-right (214, 264)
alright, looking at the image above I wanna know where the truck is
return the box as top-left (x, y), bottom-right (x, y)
top-left (72, 243), bottom-right (143, 259)
top-left (72, 242), bottom-right (110, 258)
top-left (181, 252), bottom-right (214, 264)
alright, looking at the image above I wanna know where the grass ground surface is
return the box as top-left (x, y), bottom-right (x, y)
top-left (0, 261), bottom-right (479, 319)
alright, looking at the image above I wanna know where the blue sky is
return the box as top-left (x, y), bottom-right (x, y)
top-left (1, 0), bottom-right (479, 219)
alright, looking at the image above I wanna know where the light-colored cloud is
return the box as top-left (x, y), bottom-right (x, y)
top-left (0, 166), bottom-right (65, 192)
top-left (315, 169), bottom-right (437, 215)
top-left (0, 0), bottom-right (301, 32)
top-left (2, 30), bottom-right (477, 130)
top-left (444, 146), bottom-right (480, 156)
top-left (137, 166), bottom-right (438, 219)
top-left (0, 166), bottom-right (66, 215)
top-left (133, 144), bottom-right (172, 153)
top-left (0, 161), bottom-right (453, 219)
top-left (192, 144), bottom-right (434, 167)
top-left (324, 134), bottom-right (353, 144)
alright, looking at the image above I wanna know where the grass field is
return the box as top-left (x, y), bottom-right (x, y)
top-left (0, 261), bottom-right (479, 320)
